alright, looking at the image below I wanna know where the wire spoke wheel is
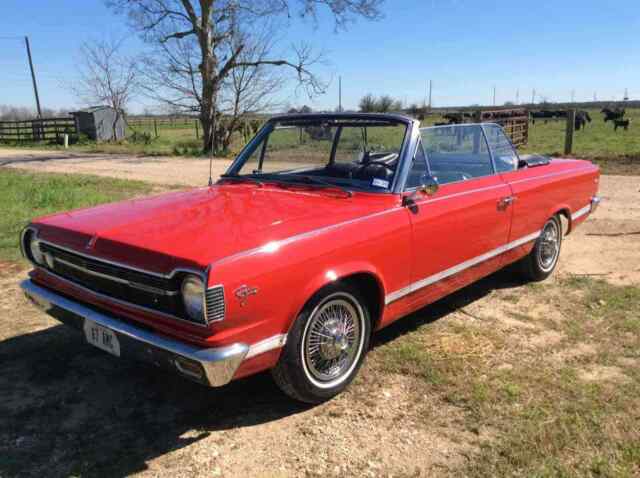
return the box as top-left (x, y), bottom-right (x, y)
top-left (537, 220), bottom-right (560, 271)
top-left (303, 296), bottom-right (364, 386)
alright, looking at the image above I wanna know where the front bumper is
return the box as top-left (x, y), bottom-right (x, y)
top-left (591, 195), bottom-right (602, 213)
top-left (20, 279), bottom-right (249, 387)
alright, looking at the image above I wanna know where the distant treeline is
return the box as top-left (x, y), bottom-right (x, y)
top-left (431, 100), bottom-right (640, 113)
top-left (0, 105), bottom-right (72, 121)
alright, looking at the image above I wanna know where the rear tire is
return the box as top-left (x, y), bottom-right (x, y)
top-left (272, 282), bottom-right (371, 404)
top-left (519, 215), bottom-right (563, 281)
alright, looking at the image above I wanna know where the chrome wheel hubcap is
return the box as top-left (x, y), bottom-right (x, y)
top-left (304, 298), bottom-right (362, 383)
top-left (538, 221), bottom-right (560, 271)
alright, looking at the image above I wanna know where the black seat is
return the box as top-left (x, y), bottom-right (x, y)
top-left (323, 162), bottom-right (362, 179)
top-left (355, 163), bottom-right (394, 181)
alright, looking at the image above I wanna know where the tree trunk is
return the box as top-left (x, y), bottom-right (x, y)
top-left (201, 113), bottom-right (213, 153)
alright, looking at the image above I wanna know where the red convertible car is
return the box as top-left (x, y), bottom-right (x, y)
top-left (21, 113), bottom-right (600, 403)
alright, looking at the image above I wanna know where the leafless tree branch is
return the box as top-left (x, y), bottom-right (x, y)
top-left (107, 0), bottom-right (382, 152)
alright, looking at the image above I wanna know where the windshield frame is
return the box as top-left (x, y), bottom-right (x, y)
top-left (223, 113), bottom-right (415, 194)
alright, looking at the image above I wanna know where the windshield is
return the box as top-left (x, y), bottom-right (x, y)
top-left (226, 118), bottom-right (407, 192)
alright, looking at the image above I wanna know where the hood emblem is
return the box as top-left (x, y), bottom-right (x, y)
top-left (86, 235), bottom-right (98, 250)
top-left (234, 285), bottom-right (259, 307)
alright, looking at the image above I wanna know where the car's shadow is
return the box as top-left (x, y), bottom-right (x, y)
top-left (0, 268), bottom-right (525, 477)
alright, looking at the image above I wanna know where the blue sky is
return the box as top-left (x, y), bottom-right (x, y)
top-left (1, 0), bottom-right (638, 113)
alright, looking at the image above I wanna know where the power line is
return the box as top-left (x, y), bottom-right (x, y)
top-left (24, 36), bottom-right (42, 117)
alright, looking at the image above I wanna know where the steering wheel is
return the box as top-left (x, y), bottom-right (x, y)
top-left (365, 159), bottom-right (396, 173)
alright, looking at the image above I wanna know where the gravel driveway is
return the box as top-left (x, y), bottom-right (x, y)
top-left (0, 148), bottom-right (232, 187)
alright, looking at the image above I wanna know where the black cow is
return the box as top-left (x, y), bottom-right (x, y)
top-left (442, 113), bottom-right (465, 124)
top-left (575, 111), bottom-right (592, 131)
top-left (530, 110), bottom-right (567, 124)
top-left (602, 108), bottom-right (625, 122)
top-left (613, 119), bottom-right (630, 131)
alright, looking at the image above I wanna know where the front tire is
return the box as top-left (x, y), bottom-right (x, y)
top-left (519, 215), bottom-right (563, 281)
top-left (272, 282), bottom-right (371, 404)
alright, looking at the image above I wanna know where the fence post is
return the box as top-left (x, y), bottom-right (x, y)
top-left (195, 120), bottom-right (199, 139)
top-left (154, 118), bottom-right (159, 138)
top-left (564, 109), bottom-right (575, 155)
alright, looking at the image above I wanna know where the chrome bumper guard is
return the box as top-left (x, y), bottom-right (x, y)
top-left (591, 196), bottom-right (602, 213)
top-left (20, 279), bottom-right (249, 387)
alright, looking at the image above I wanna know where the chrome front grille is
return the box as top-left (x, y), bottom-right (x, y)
top-left (35, 241), bottom-right (209, 326)
top-left (205, 286), bottom-right (225, 323)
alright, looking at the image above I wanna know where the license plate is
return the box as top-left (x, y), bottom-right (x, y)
top-left (83, 319), bottom-right (120, 357)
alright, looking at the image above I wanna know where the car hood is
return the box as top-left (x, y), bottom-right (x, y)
top-left (34, 183), bottom-right (396, 274)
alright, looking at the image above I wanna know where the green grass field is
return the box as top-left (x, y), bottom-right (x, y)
top-left (374, 275), bottom-right (640, 476)
top-left (521, 108), bottom-right (640, 157)
top-left (421, 108), bottom-right (640, 174)
top-left (1, 109), bottom-right (638, 174)
top-left (0, 169), bottom-right (153, 262)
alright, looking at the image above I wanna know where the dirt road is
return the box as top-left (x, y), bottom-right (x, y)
top-left (1, 148), bottom-right (639, 476)
top-left (0, 148), bottom-right (232, 186)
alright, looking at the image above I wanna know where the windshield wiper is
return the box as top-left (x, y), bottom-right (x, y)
top-left (252, 173), bottom-right (353, 198)
top-left (289, 175), bottom-right (353, 197)
top-left (218, 174), bottom-right (263, 187)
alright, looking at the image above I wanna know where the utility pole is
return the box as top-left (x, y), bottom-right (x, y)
top-left (624, 88), bottom-right (629, 101)
top-left (492, 86), bottom-right (496, 106)
top-left (24, 36), bottom-right (42, 118)
top-left (532, 89), bottom-right (536, 105)
top-left (338, 76), bottom-right (342, 112)
top-left (428, 79), bottom-right (432, 109)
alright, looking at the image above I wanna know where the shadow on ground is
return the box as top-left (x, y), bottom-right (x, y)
top-left (0, 267), bottom-right (525, 477)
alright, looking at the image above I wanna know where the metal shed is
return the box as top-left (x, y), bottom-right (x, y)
top-left (71, 106), bottom-right (126, 142)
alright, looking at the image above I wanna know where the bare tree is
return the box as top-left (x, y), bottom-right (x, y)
top-left (358, 93), bottom-right (376, 112)
top-left (107, 0), bottom-right (383, 153)
top-left (217, 29), bottom-right (286, 151)
top-left (71, 37), bottom-right (139, 140)
top-left (358, 93), bottom-right (402, 113)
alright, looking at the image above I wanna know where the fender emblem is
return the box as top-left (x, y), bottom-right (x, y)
top-left (86, 235), bottom-right (98, 250)
top-left (234, 285), bottom-right (259, 306)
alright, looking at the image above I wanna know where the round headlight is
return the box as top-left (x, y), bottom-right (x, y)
top-left (181, 275), bottom-right (204, 321)
top-left (29, 235), bottom-right (45, 265)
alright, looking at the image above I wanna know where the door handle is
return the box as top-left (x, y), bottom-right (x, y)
top-left (498, 196), bottom-right (515, 209)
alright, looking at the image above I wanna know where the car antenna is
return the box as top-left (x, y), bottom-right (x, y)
top-left (208, 120), bottom-right (214, 187)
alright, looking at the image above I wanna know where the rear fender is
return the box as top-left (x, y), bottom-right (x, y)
top-left (547, 204), bottom-right (572, 234)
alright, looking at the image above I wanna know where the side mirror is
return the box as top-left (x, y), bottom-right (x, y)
top-left (419, 175), bottom-right (439, 196)
top-left (402, 175), bottom-right (439, 209)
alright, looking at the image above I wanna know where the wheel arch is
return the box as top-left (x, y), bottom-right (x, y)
top-left (293, 263), bottom-right (386, 334)
top-left (548, 205), bottom-right (572, 235)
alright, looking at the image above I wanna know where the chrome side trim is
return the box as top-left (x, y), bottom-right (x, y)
top-left (571, 204), bottom-right (591, 221)
top-left (413, 183), bottom-right (506, 205)
top-left (35, 267), bottom-right (210, 328)
top-left (507, 167), bottom-right (592, 186)
top-left (20, 279), bottom-right (248, 387)
top-left (209, 183), bottom-right (529, 270)
top-left (245, 334), bottom-right (288, 359)
top-left (385, 230), bottom-right (541, 305)
top-left (211, 207), bottom-right (405, 268)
